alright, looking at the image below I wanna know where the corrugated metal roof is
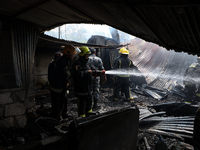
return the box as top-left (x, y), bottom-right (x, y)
top-left (1, 0), bottom-right (200, 54)
top-left (127, 38), bottom-right (197, 90)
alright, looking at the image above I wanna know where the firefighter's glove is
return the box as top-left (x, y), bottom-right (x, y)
top-left (101, 70), bottom-right (105, 75)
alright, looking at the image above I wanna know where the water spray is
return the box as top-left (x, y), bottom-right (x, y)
top-left (105, 69), bottom-right (200, 83)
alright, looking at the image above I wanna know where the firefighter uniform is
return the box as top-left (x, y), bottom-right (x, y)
top-left (113, 47), bottom-right (138, 101)
top-left (72, 46), bottom-right (93, 117)
top-left (48, 45), bottom-right (77, 120)
top-left (184, 57), bottom-right (200, 103)
top-left (87, 48), bottom-right (105, 109)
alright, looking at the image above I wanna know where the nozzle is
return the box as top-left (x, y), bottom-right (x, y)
top-left (102, 70), bottom-right (105, 74)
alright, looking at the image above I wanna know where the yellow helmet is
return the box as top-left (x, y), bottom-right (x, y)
top-left (61, 45), bottom-right (76, 55)
top-left (79, 46), bottom-right (91, 56)
top-left (121, 47), bottom-right (129, 54)
top-left (119, 47), bottom-right (125, 53)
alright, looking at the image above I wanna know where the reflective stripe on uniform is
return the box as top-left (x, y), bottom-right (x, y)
top-left (129, 61), bottom-right (131, 66)
top-left (196, 93), bottom-right (200, 97)
top-left (49, 85), bottom-right (63, 93)
top-left (119, 60), bottom-right (121, 69)
top-left (79, 114), bottom-right (86, 117)
top-left (189, 63), bottom-right (197, 68)
top-left (87, 109), bottom-right (92, 113)
top-left (118, 60), bottom-right (130, 77)
top-left (65, 66), bottom-right (71, 78)
top-left (75, 92), bottom-right (89, 96)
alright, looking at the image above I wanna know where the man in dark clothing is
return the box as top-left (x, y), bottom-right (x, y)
top-left (113, 48), bottom-right (124, 96)
top-left (72, 46), bottom-right (93, 117)
top-left (87, 48), bottom-right (105, 110)
top-left (183, 57), bottom-right (200, 104)
top-left (48, 45), bottom-right (77, 120)
top-left (113, 47), bottom-right (139, 101)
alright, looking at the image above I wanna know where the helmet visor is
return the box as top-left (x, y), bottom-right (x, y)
top-left (75, 47), bottom-right (81, 56)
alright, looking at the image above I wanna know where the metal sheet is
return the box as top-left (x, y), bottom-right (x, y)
top-left (68, 107), bottom-right (139, 150)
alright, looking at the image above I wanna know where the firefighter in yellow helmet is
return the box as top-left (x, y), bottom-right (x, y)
top-left (113, 47), bottom-right (138, 101)
top-left (183, 56), bottom-right (200, 104)
top-left (112, 47), bottom-right (125, 96)
top-left (71, 46), bottom-right (93, 117)
top-left (48, 45), bottom-right (79, 120)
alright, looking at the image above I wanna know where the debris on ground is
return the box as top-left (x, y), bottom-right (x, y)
top-left (0, 86), bottom-right (199, 150)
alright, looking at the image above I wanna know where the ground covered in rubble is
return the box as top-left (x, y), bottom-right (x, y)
top-left (0, 84), bottom-right (197, 150)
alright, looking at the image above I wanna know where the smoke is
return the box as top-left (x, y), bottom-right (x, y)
top-left (45, 23), bottom-right (135, 43)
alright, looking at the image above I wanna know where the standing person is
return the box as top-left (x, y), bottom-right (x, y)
top-left (48, 45), bottom-right (77, 120)
top-left (87, 48), bottom-right (105, 110)
top-left (113, 48), bottom-right (123, 67)
top-left (183, 57), bottom-right (200, 104)
top-left (113, 48), bottom-right (124, 97)
top-left (72, 46), bottom-right (93, 117)
top-left (113, 47), bottom-right (138, 101)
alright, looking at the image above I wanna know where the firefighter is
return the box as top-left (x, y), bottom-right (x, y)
top-left (87, 48), bottom-right (105, 110)
top-left (113, 47), bottom-right (138, 101)
top-left (113, 48), bottom-right (123, 67)
top-left (72, 46), bottom-right (93, 117)
top-left (183, 57), bottom-right (200, 104)
top-left (113, 48), bottom-right (124, 97)
top-left (48, 45), bottom-right (78, 120)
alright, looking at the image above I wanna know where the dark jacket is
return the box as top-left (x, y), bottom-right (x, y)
top-left (114, 55), bottom-right (138, 70)
top-left (72, 56), bottom-right (92, 95)
top-left (48, 55), bottom-right (71, 91)
top-left (113, 55), bottom-right (147, 85)
top-left (184, 62), bottom-right (200, 85)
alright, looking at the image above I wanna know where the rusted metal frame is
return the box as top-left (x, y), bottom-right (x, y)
top-left (13, 0), bottom-right (51, 17)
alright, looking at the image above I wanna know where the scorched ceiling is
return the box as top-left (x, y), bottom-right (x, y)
top-left (1, 0), bottom-right (200, 55)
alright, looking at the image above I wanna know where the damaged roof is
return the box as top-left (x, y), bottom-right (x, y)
top-left (127, 38), bottom-right (198, 90)
top-left (1, 0), bottom-right (200, 55)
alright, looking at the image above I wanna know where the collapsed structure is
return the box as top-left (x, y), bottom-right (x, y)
top-left (1, 0), bottom-right (200, 149)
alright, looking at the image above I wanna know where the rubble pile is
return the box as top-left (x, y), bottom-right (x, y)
top-left (0, 87), bottom-right (199, 150)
